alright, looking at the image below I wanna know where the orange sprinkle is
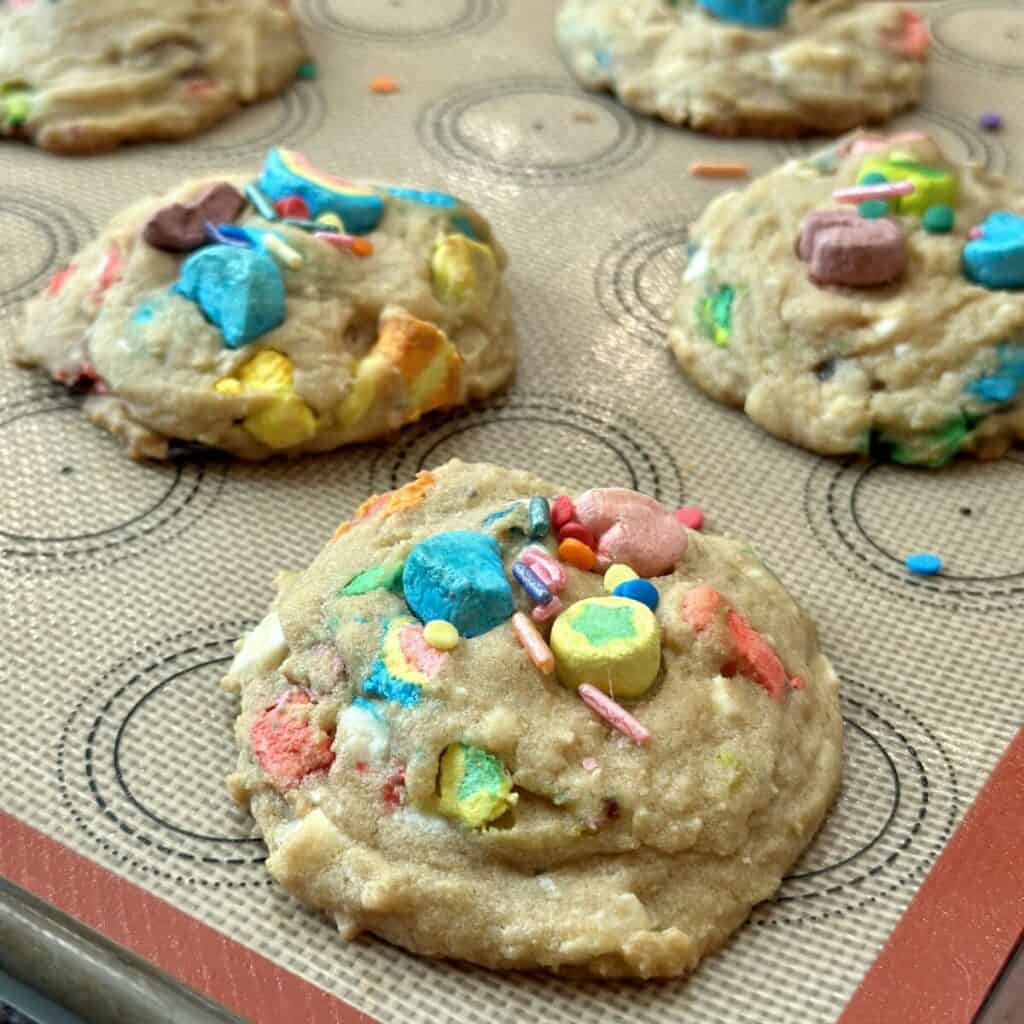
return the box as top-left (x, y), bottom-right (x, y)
top-left (558, 537), bottom-right (596, 572)
top-left (349, 236), bottom-right (374, 258)
top-left (331, 520), bottom-right (352, 543)
top-left (688, 161), bottom-right (750, 179)
top-left (370, 76), bottom-right (400, 94)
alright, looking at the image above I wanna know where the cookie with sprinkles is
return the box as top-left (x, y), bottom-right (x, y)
top-left (14, 148), bottom-right (516, 459)
top-left (224, 459), bottom-right (842, 978)
top-left (0, 0), bottom-right (310, 153)
top-left (556, 0), bottom-right (928, 137)
top-left (671, 132), bottom-right (1024, 466)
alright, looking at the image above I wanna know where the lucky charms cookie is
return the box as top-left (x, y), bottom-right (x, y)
top-left (671, 133), bottom-right (1024, 466)
top-left (0, 0), bottom-right (309, 153)
top-left (556, 0), bottom-right (928, 137)
top-left (14, 148), bottom-right (516, 460)
top-left (223, 460), bottom-right (842, 977)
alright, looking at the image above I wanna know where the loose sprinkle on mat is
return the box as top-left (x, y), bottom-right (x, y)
top-left (979, 112), bottom-right (1003, 131)
top-left (370, 76), bottom-right (400, 94)
top-left (573, 111), bottom-right (597, 123)
top-left (689, 161), bottom-right (750, 179)
top-left (578, 684), bottom-right (651, 746)
top-left (906, 552), bottom-right (943, 576)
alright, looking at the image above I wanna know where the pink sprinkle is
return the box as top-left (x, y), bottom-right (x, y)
top-left (521, 546), bottom-right (567, 592)
top-left (512, 612), bottom-right (554, 674)
top-left (844, 131), bottom-right (929, 158)
top-left (968, 226), bottom-right (984, 240)
top-left (581, 757), bottom-right (599, 773)
top-left (531, 594), bottom-right (562, 623)
top-left (791, 676), bottom-right (807, 691)
top-left (834, 180), bottom-right (915, 204)
top-left (399, 624), bottom-right (447, 678)
top-left (577, 684), bottom-right (651, 746)
top-left (675, 506), bottom-right (704, 531)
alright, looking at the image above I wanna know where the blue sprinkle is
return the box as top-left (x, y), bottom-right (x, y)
top-left (449, 214), bottom-right (480, 240)
top-left (905, 553), bottom-right (943, 576)
top-left (353, 696), bottom-right (387, 721)
top-left (527, 497), bottom-right (550, 539)
top-left (204, 222), bottom-right (254, 248)
top-left (968, 374), bottom-right (1021, 403)
top-left (244, 182), bottom-right (278, 221)
top-left (482, 505), bottom-right (516, 526)
top-left (613, 578), bottom-right (660, 611)
top-left (381, 185), bottom-right (458, 209)
top-left (131, 302), bottom-right (157, 325)
top-left (594, 48), bottom-right (612, 69)
top-left (512, 561), bottom-right (552, 606)
top-left (361, 658), bottom-right (421, 706)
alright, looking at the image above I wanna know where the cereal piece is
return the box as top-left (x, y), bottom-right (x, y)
top-left (797, 209), bottom-right (907, 288)
top-left (438, 744), bottom-right (515, 827)
top-left (551, 596), bottom-right (661, 698)
top-left (856, 154), bottom-right (958, 215)
top-left (962, 212), bottom-right (1024, 290)
top-left (143, 182), bottom-right (245, 253)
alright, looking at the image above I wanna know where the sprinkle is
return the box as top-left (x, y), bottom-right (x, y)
top-left (573, 111), bottom-right (598, 123)
top-left (968, 226), bottom-right (984, 240)
top-left (922, 204), bottom-right (955, 235)
top-left (370, 76), bottom-right (400, 94)
top-left (532, 594), bottom-right (563, 623)
top-left (423, 620), bottom-right (459, 651)
top-left (603, 563), bottom-right (637, 592)
top-left (282, 217), bottom-right (336, 232)
top-left (204, 222), bottom-right (253, 248)
top-left (262, 233), bottom-right (304, 269)
top-left (834, 180), bottom-right (915, 204)
top-left (979, 113), bottom-right (1003, 132)
top-left (97, 244), bottom-right (122, 292)
top-left (689, 161), bottom-right (750, 179)
top-left (527, 496), bottom-right (551, 539)
top-left (512, 612), bottom-right (555, 674)
top-left (577, 684), bottom-right (651, 746)
top-left (558, 521), bottom-right (596, 550)
top-left (315, 232), bottom-right (374, 257)
top-left (244, 182), bottom-right (278, 221)
top-left (790, 676), bottom-right (807, 690)
top-left (613, 578), bottom-right (659, 611)
top-left (520, 546), bottom-right (567, 592)
top-left (905, 552), bottom-right (942, 576)
top-left (47, 265), bottom-right (77, 297)
top-left (512, 561), bottom-right (553, 605)
top-left (316, 212), bottom-right (345, 232)
top-left (550, 495), bottom-right (576, 531)
top-left (275, 195), bottom-right (310, 219)
top-left (675, 506), bottom-right (704, 530)
top-left (581, 756), bottom-right (600, 772)
top-left (296, 60), bottom-right (318, 81)
top-left (559, 537), bottom-right (596, 571)
top-left (857, 199), bottom-right (891, 220)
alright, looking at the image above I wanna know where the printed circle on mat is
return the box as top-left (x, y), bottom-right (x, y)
top-left (777, 108), bottom-right (1010, 175)
top-left (417, 78), bottom-right (655, 185)
top-left (0, 191), bottom-right (93, 308)
top-left (58, 623), bottom-right (268, 887)
top-left (369, 392), bottom-right (683, 504)
top-left (298, 0), bottom-right (505, 41)
top-left (930, 2), bottom-right (1024, 76)
top-left (804, 455), bottom-right (1024, 612)
top-left (141, 82), bottom-right (326, 168)
top-left (754, 677), bottom-right (958, 927)
top-left (595, 218), bottom-right (695, 349)
top-left (0, 380), bottom-right (226, 574)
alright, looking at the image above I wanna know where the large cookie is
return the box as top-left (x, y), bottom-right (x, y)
top-left (14, 149), bottom-right (516, 460)
top-left (671, 133), bottom-right (1024, 466)
top-left (0, 0), bottom-right (308, 154)
top-left (556, 0), bottom-right (927, 137)
top-left (223, 460), bottom-right (842, 977)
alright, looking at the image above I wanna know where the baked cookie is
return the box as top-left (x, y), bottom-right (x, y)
top-left (14, 149), bottom-right (516, 460)
top-left (223, 460), bottom-right (842, 978)
top-left (671, 132), bottom-right (1024, 466)
top-left (0, 0), bottom-right (308, 154)
top-left (556, 0), bottom-right (928, 137)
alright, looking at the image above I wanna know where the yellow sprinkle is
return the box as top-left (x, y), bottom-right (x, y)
top-left (215, 378), bottom-right (242, 396)
top-left (315, 212), bottom-right (345, 232)
top-left (603, 563), bottom-right (638, 593)
top-left (423, 620), bottom-right (459, 651)
top-left (263, 234), bottom-right (304, 270)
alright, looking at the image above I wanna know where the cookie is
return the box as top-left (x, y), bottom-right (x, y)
top-left (14, 149), bottom-right (516, 460)
top-left (223, 460), bottom-right (842, 978)
top-left (0, 0), bottom-right (308, 153)
top-left (670, 132), bottom-right (1024, 466)
top-left (556, 0), bottom-right (928, 137)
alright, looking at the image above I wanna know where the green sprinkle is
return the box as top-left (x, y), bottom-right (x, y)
top-left (858, 199), bottom-right (890, 219)
top-left (697, 285), bottom-right (734, 347)
top-left (296, 60), bottom-right (318, 80)
top-left (342, 561), bottom-right (405, 596)
top-left (883, 414), bottom-right (972, 468)
top-left (2, 89), bottom-right (32, 127)
top-left (922, 204), bottom-right (955, 234)
top-left (858, 171), bottom-right (889, 185)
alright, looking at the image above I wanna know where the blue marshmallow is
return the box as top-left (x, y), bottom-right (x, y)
top-left (962, 212), bottom-right (1024, 290)
top-left (695, 0), bottom-right (792, 28)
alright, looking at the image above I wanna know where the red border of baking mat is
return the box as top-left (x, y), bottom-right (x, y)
top-left (0, 812), bottom-right (377, 1024)
top-left (840, 727), bottom-right (1024, 1024)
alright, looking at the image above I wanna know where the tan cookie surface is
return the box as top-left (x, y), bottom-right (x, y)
top-left (556, 0), bottom-right (926, 137)
top-left (670, 133), bottom-right (1024, 466)
top-left (14, 159), bottom-right (516, 460)
top-left (0, 0), bottom-right (307, 153)
top-left (223, 460), bottom-right (843, 978)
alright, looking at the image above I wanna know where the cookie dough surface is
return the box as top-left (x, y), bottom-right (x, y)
top-left (557, 0), bottom-right (926, 137)
top-left (224, 460), bottom-right (843, 978)
top-left (671, 133), bottom-right (1024, 466)
top-left (0, 0), bottom-right (307, 153)
top-left (15, 150), bottom-right (516, 460)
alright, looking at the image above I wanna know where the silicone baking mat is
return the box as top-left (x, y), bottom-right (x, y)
top-left (1, 1), bottom-right (1023, 1022)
